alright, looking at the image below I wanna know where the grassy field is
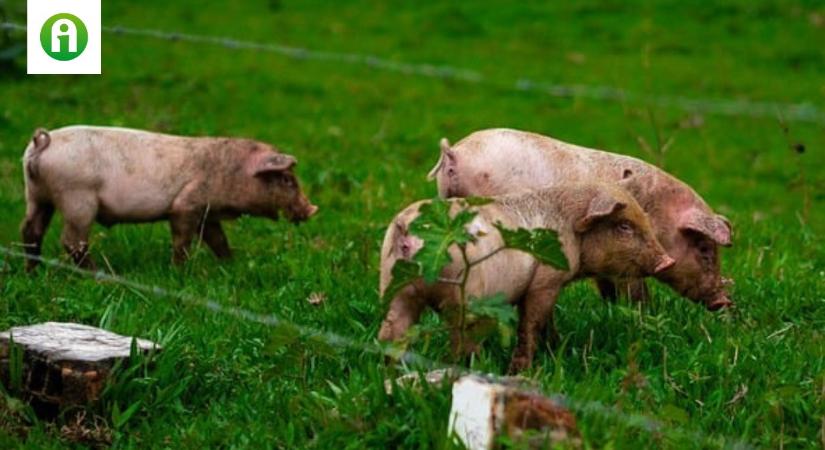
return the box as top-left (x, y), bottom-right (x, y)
top-left (1, 0), bottom-right (824, 448)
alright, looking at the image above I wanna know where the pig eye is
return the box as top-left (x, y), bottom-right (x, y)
top-left (275, 175), bottom-right (296, 188)
top-left (616, 221), bottom-right (634, 234)
top-left (698, 241), bottom-right (715, 261)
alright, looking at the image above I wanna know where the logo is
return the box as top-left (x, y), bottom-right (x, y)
top-left (40, 13), bottom-right (89, 61)
top-left (28, 0), bottom-right (101, 74)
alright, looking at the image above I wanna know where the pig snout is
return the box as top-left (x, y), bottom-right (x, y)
top-left (653, 255), bottom-right (676, 274)
top-left (306, 204), bottom-right (319, 217)
top-left (706, 294), bottom-right (734, 311)
top-left (641, 238), bottom-right (674, 276)
top-left (286, 199), bottom-right (319, 223)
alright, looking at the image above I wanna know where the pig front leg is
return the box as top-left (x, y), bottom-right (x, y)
top-left (169, 213), bottom-right (201, 264)
top-left (203, 221), bottom-right (232, 259)
top-left (509, 274), bottom-right (561, 373)
top-left (378, 284), bottom-right (427, 343)
top-left (20, 202), bottom-right (55, 271)
top-left (595, 277), bottom-right (649, 303)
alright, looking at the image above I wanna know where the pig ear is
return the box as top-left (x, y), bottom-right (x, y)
top-left (427, 138), bottom-right (456, 180)
top-left (574, 192), bottom-right (627, 233)
top-left (679, 210), bottom-right (732, 246)
top-left (254, 155), bottom-right (296, 176)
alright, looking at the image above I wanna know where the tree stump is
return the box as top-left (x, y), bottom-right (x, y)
top-left (448, 375), bottom-right (580, 449)
top-left (0, 322), bottom-right (159, 417)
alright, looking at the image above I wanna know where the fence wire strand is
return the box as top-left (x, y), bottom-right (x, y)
top-left (0, 245), bottom-right (753, 449)
top-left (1, 21), bottom-right (823, 125)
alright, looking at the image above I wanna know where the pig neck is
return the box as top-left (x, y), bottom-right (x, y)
top-left (493, 190), bottom-right (578, 230)
top-left (193, 140), bottom-right (268, 216)
top-left (491, 188), bottom-right (585, 272)
top-left (623, 167), bottom-right (714, 238)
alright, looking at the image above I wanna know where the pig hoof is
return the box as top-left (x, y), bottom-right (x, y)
top-left (508, 356), bottom-right (531, 374)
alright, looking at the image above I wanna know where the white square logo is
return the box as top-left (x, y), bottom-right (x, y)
top-left (27, 0), bottom-right (101, 74)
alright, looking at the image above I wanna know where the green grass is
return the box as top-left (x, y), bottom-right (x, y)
top-left (1, 0), bottom-right (824, 448)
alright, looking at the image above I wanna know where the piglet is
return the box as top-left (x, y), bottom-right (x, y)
top-left (20, 126), bottom-right (318, 269)
top-left (378, 183), bottom-right (674, 372)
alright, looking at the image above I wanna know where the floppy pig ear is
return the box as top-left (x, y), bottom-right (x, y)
top-left (254, 154), bottom-right (296, 176)
top-left (679, 209), bottom-right (732, 246)
top-left (574, 192), bottom-right (627, 233)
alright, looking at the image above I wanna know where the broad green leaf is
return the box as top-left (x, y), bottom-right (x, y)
top-left (463, 196), bottom-right (494, 207)
top-left (467, 293), bottom-right (517, 347)
top-left (494, 223), bottom-right (569, 270)
top-left (408, 199), bottom-right (477, 283)
top-left (468, 293), bottom-right (516, 325)
top-left (382, 259), bottom-right (422, 303)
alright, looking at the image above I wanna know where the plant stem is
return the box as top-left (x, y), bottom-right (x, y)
top-left (467, 246), bottom-right (505, 268)
top-left (457, 244), bottom-right (471, 358)
top-left (438, 245), bottom-right (505, 286)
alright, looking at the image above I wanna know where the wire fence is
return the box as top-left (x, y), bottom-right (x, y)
top-left (2, 21), bottom-right (823, 125)
top-left (0, 245), bottom-right (754, 449)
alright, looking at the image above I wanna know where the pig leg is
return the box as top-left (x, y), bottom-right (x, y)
top-left (57, 194), bottom-right (98, 269)
top-left (378, 284), bottom-right (427, 342)
top-left (596, 277), bottom-right (649, 302)
top-left (509, 277), bottom-right (561, 373)
top-left (202, 221), bottom-right (232, 259)
top-left (443, 305), bottom-right (482, 358)
top-left (169, 181), bottom-right (210, 264)
top-left (20, 202), bottom-right (55, 271)
top-left (169, 213), bottom-right (201, 264)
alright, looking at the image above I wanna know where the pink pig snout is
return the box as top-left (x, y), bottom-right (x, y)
top-left (706, 295), bottom-right (734, 311)
top-left (653, 255), bottom-right (676, 274)
top-left (286, 201), bottom-right (319, 223)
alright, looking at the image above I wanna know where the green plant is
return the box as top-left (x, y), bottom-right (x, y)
top-left (385, 197), bottom-right (568, 356)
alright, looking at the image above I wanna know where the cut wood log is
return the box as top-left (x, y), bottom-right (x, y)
top-left (448, 375), bottom-right (580, 449)
top-left (0, 322), bottom-right (158, 416)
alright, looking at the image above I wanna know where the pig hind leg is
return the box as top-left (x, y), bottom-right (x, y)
top-left (437, 285), bottom-right (483, 358)
top-left (202, 221), bottom-right (232, 259)
top-left (509, 277), bottom-right (560, 373)
top-left (378, 283), bottom-right (428, 343)
top-left (20, 201), bottom-right (55, 271)
top-left (57, 193), bottom-right (98, 269)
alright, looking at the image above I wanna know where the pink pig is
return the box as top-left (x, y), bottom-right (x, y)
top-left (429, 128), bottom-right (732, 311)
top-left (21, 126), bottom-right (318, 269)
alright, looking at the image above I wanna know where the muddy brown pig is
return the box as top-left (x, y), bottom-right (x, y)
top-left (429, 128), bottom-right (733, 311)
top-left (20, 126), bottom-right (318, 269)
top-left (378, 183), bottom-right (675, 373)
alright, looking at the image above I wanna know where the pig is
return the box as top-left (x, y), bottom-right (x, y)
top-left (378, 183), bottom-right (675, 372)
top-left (428, 128), bottom-right (733, 311)
top-left (20, 126), bottom-right (318, 270)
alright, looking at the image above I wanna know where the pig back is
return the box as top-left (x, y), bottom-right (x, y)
top-left (450, 128), bottom-right (652, 198)
top-left (40, 126), bottom-right (203, 219)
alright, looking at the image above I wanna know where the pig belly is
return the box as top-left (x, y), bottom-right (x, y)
top-left (96, 172), bottom-right (184, 223)
top-left (465, 250), bottom-right (536, 303)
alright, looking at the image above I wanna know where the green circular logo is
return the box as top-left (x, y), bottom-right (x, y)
top-left (40, 13), bottom-right (88, 61)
